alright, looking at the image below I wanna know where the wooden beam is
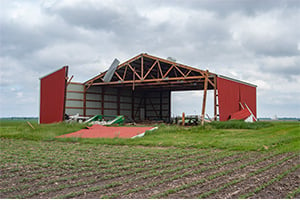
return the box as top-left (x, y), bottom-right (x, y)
top-left (201, 70), bottom-right (209, 126)
top-left (157, 61), bottom-right (163, 78)
top-left (141, 56), bottom-right (144, 79)
top-left (114, 71), bottom-right (123, 81)
top-left (91, 75), bottom-right (206, 86)
top-left (144, 60), bottom-right (158, 79)
top-left (122, 65), bottom-right (128, 80)
top-left (128, 63), bottom-right (142, 80)
top-left (67, 75), bottom-right (74, 85)
top-left (185, 70), bottom-right (192, 77)
top-left (163, 65), bottom-right (175, 78)
top-left (174, 65), bottom-right (186, 77)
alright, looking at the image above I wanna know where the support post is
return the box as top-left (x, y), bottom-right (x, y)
top-left (201, 70), bottom-right (209, 126)
top-left (141, 55), bottom-right (144, 79)
top-left (214, 75), bottom-right (217, 121)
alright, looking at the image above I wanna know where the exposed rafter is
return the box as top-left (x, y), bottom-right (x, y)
top-left (84, 53), bottom-right (216, 89)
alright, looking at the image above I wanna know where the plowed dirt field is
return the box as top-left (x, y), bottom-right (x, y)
top-left (0, 138), bottom-right (299, 199)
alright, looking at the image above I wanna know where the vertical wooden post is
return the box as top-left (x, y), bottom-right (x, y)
top-left (182, 112), bottom-right (185, 126)
top-left (141, 55), bottom-right (144, 79)
top-left (132, 67), bottom-right (135, 91)
top-left (101, 87), bottom-right (105, 115)
top-left (201, 70), bottom-right (209, 126)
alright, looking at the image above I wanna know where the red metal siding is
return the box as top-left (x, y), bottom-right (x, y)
top-left (39, 66), bottom-right (68, 124)
top-left (239, 83), bottom-right (257, 117)
top-left (217, 77), bottom-right (256, 121)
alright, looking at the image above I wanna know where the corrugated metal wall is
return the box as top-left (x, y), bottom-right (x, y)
top-left (217, 77), bottom-right (256, 121)
top-left (40, 66), bottom-right (67, 124)
top-left (65, 83), bottom-right (84, 116)
top-left (65, 84), bottom-right (171, 122)
top-left (129, 91), bottom-right (170, 122)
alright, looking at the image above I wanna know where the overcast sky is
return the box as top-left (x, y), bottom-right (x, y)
top-left (0, 0), bottom-right (300, 118)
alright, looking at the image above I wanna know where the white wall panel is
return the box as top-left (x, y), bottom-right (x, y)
top-left (66, 92), bottom-right (84, 100)
top-left (65, 108), bottom-right (83, 115)
top-left (67, 83), bottom-right (84, 91)
top-left (86, 109), bottom-right (101, 116)
top-left (86, 101), bottom-right (101, 108)
top-left (66, 100), bottom-right (83, 107)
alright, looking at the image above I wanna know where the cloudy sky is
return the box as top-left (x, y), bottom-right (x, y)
top-left (1, 0), bottom-right (300, 118)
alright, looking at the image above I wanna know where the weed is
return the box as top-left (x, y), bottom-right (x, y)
top-left (286, 186), bottom-right (300, 199)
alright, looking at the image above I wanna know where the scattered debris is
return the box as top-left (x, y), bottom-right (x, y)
top-left (84, 115), bottom-right (125, 125)
top-left (65, 113), bottom-right (89, 123)
top-left (172, 115), bottom-right (205, 125)
top-left (26, 121), bottom-right (35, 129)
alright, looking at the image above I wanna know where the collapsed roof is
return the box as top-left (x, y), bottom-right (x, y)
top-left (84, 53), bottom-right (217, 91)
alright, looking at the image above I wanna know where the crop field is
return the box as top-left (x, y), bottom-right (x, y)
top-left (0, 120), bottom-right (299, 198)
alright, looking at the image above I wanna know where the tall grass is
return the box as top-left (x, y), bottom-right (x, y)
top-left (208, 120), bottom-right (273, 129)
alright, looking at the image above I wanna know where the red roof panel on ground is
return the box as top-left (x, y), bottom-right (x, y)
top-left (229, 108), bottom-right (251, 120)
top-left (57, 124), bottom-right (156, 139)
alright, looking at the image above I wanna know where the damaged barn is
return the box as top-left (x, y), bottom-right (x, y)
top-left (39, 53), bottom-right (257, 124)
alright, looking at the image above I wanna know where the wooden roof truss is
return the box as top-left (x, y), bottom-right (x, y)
top-left (85, 53), bottom-right (216, 90)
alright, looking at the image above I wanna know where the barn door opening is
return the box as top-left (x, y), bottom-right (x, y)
top-left (171, 90), bottom-right (214, 120)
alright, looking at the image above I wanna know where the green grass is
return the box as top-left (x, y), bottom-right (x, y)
top-left (0, 120), bottom-right (86, 141)
top-left (209, 120), bottom-right (273, 129)
top-left (0, 120), bottom-right (299, 152)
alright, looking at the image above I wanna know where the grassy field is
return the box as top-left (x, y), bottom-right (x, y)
top-left (0, 120), bottom-right (299, 198)
top-left (0, 120), bottom-right (299, 152)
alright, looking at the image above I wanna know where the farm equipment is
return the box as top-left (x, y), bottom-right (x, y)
top-left (172, 115), bottom-right (201, 126)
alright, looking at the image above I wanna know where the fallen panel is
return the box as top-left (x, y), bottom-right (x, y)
top-left (56, 124), bottom-right (157, 139)
top-left (229, 108), bottom-right (251, 120)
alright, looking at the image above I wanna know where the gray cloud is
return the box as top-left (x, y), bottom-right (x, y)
top-left (0, 0), bottom-right (300, 117)
top-left (157, 0), bottom-right (300, 17)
